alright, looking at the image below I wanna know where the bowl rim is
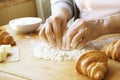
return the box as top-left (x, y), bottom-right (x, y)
top-left (9, 17), bottom-right (42, 26)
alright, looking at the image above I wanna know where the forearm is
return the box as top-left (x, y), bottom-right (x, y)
top-left (100, 13), bottom-right (120, 35)
top-left (50, 0), bottom-right (74, 21)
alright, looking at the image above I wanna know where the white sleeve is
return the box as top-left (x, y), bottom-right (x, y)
top-left (50, 0), bottom-right (74, 17)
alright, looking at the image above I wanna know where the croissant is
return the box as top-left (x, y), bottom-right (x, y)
top-left (0, 27), bottom-right (16, 46)
top-left (101, 40), bottom-right (120, 61)
top-left (76, 50), bottom-right (108, 80)
top-left (0, 27), bottom-right (5, 31)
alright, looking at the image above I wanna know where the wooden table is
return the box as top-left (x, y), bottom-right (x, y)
top-left (0, 25), bottom-right (120, 80)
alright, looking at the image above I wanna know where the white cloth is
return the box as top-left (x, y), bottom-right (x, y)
top-left (75, 0), bottom-right (120, 19)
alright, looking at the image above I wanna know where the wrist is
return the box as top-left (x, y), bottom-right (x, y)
top-left (98, 14), bottom-right (120, 35)
top-left (51, 7), bottom-right (72, 22)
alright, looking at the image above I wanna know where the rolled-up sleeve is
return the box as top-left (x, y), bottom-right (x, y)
top-left (51, 0), bottom-right (74, 17)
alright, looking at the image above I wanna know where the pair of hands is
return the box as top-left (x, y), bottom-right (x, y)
top-left (39, 15), bottom-right (102, 50)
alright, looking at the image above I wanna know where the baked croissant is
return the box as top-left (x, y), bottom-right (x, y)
top-left (0, 27), bottom-right (16, 46)
top-left (76, 50), bottom-right (108, 80)
top-left (101, 40), bottom-right (120, 61)
top-left (0, 26), bottom-right (5, 31)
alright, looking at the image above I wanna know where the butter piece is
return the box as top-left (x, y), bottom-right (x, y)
top-left (0, 45), bottom-right (11, 62)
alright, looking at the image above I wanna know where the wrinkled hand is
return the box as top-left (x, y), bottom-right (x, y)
top-left (39, 15), bottom-right (67, 48)
top-left (62, 19), bottom-right (102, 50)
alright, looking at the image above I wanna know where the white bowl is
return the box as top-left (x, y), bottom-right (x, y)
top-left (9, 17), bottom-right (42, 33)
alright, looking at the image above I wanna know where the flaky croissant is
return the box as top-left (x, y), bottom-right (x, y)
top-left (101, 40), bottom-right (120, 61)
top-left (0, 27), bottom-right (16, 46)
top-left (76, 50), bottom-right (108, 80)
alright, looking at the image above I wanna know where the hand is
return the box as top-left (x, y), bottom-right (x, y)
top-left (62, 19), bottom-right (102, 50)
top-left (39, 15), bottom-right (67, 48)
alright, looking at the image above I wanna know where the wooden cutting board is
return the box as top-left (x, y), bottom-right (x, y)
top-left (0, 25), bottom-right (120, 80)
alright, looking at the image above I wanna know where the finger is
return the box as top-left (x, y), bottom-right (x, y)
top-left (62, 35), bottom-right (67, 50)
top-left (68, 19), bottom-right (84, 31)
top-left (70, 31), bottom-right (84, 49)
top-left (52, 21), bottom-right (62, 48)
top-left (61, 21), bottom-right (67, 49)
top-left (66, 30), bottom-right (78, 50)
top-left (76, 27), bottom-right (90, 49)
top-left (65, 20), bottom-right (85, 50)
top-left (61, 21), bottom-right (67, 36)
top-left (76, 38), bottom-right (88, 49)
top-left (45, 22), bottom-right (56, 47)
top-left (39, 25), bottom-right (48, 43)
top-left (36, 24), bottom-right (44, 33)
top-left (71, 26), bottom-right (87, 49)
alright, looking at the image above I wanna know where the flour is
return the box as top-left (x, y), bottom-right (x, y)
top-left (33, 42), bottom-right (87, 61)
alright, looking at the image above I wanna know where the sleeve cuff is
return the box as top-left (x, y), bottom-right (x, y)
top-left (51, 2), bottom-right (73, 17)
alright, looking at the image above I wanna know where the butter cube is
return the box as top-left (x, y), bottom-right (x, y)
top-left (0, 45), bottom-right (11, 62)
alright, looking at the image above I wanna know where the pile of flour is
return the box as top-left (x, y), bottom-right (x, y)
top-left (33, 42), bottom-right (87, 61)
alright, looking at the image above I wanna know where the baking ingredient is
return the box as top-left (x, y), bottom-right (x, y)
top-left (0, 45), bottom-right (11, 62)
top-left (33, 42), bottom-right (87, 61)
